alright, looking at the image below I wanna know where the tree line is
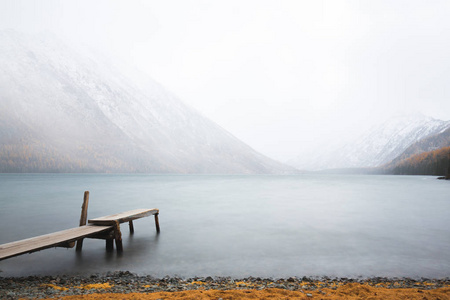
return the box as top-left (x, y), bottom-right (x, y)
top-left (385, 146), bottom-right (450, 176)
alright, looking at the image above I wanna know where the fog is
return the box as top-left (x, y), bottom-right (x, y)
top-left (2, 0), bottom-right (450, 161)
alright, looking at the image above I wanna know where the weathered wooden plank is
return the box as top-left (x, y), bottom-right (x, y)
top-left (0, 225), bottom-right (112, 261)
top-left (88, 208), bottom-right (159, 225)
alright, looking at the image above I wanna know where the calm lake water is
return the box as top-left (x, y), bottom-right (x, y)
top-left (0, 174), bottom-right (449, 278)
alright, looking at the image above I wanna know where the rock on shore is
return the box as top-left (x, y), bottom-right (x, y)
top-left (1, 271), bottom-right (450, 299)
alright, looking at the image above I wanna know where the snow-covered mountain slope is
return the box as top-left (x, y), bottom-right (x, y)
top-left (0, 30), bottom-right (295, 174)
top-left (287, 113), bottom-right (450, 171)
top-left (384, 126), bottom-right (450, 168)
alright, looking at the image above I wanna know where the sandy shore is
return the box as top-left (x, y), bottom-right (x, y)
top-left (1, 272), bottom-right (449, 299)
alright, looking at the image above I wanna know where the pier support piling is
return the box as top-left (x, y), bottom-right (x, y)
top-left (114, 221), bottom-right (123, 252)
top-left (106, 239), bottom-right (114, 252)
top-left (154, 213), bottom-right (160, 233)
top-left (76, 191), bottom-right (90, 251)
top-left (129, 220), bottom-right (134, 234)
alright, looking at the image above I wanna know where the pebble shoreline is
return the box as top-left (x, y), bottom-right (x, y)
top-left (1, 271), bottom-right (449, 299)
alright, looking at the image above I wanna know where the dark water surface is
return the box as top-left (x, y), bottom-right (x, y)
top-left (0, 174), bottom-right (449, 278)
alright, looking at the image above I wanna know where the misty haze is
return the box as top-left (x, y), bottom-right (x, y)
top-left (1, 1), bottom-right (450, 299)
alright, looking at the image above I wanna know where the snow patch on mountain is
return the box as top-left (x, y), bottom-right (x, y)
top-left (288, 113), bottom-right (450, 171)
top-left (0, 30), bottom-right (295, 174)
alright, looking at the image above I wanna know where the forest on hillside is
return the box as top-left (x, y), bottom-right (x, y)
top-left (0, 142), bottom-right (134, 173)
top-left (385, 146), bottom-right (450, 176)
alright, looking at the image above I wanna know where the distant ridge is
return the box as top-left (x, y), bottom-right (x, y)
top-left (0, 30), bottom-right (295, 174)
top-left (288, 113), bottom-right (450, 171)
top-left (381, 127), bottom-right (450, 176)
top-left (385, 126), bottom-right (450, 167)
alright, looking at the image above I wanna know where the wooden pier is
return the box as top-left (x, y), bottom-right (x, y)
top-left (0, 192), bottom-right (160, 261)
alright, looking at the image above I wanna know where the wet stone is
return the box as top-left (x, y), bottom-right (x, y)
top-left (1, 272), bottom-right (450, 299)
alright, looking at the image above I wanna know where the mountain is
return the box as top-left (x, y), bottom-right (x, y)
top-left (381, 127), bottom-right (450, 175)
top-left (385, 126), bottom-right (450, 167)
top-left (287, 114), bottom-right (450, 171)
top-left (0, 30), bottom-right (294, 174)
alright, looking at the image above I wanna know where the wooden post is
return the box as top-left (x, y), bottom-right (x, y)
top-left (129, 220), bottom-right (134, 234)
top-left (106, 239), bottom-right (114, 252)
top-left (154, 213), bottom-right (160, 233)
top-left (76, 191), bottom-right (90, 251)
top-left (114, 221), bottom-right (123, 252)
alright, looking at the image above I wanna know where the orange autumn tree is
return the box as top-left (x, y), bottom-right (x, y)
top-left (389, 146), bottom-right (450, 175)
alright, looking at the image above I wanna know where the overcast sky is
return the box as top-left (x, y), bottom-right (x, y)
top-left (1, 0), bottom-right (450, 161)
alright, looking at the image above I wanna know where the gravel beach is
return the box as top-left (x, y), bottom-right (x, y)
top-left (1, 271), bottom-right (450, 299)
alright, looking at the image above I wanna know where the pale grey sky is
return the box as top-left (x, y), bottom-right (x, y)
top-left (1, 0), bottom-right (450, 161)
